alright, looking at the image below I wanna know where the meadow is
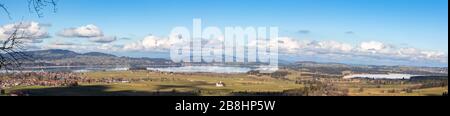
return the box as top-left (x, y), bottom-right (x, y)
top-left (4, 70), bottom-right (448, 96)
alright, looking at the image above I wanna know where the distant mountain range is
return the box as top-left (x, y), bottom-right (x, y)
top-left (289, 61), bottom-right (448, 75)
top-left (23, 49), bottom-right (176, 67)
top-left (17, 49), bottom-right (448, 75)
top-left (24, 49), bottom-right (114, 60)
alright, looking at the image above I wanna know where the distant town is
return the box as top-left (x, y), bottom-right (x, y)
top-left (0, 49), bottom-right (447, 96)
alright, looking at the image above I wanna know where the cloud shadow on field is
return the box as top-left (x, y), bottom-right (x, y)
top-left (11, 85), bottom-right (200, 96)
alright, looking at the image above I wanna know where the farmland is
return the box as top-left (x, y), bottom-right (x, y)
top-left (3, 70), bottom-right (447, 96)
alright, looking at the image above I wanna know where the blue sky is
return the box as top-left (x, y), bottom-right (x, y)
top-left (0, 0), bottom-right (448, 67)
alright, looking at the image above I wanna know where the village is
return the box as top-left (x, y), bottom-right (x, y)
top-left (0, 67), bottom-right (447, 96)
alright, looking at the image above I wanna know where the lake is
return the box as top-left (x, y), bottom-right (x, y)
top-left (147, 66), bottom-right (252, 73)
top-left (343, 74), bottom-right (420, 79)
top-left (0, 66), bottom-right (130, 73)
top-left (3, 66), bottom-right (256, 74)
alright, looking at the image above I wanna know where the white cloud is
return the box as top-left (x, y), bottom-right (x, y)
top-left (309, 40), bottom-right (354, 52)
top-left (121, 35), bottom-right (447, 65)
top-left (58, 24), bottom-right (103, 38)
top-left (123, 35), bottom-right (179, 52)
top-left (96, 44), bottom-right (122, 51)
top-left (277, 38), bottom-right (354, 55)
top-left (277, 38), bottom-right (448, 64)
top-left (359, 41), bottom-right (387, 52)
top-left (277, 37), bottom-right (301, 53)
top-left (58, 24), bottom-right (118, 43)
top-left (122, 42), bottom-right (144, 51)
top-left (0, 21), bottom-right (50, 43)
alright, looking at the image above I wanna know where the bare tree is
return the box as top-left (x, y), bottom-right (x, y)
top-left (0, 0), bottom-right (57, 71)
top-left (0, 23), bottom-right (32, 71)
top-left (1, 0), bottom-right (57, 18)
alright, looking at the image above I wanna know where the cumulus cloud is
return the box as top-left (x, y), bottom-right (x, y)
top-left (309, 40), bottom-right (354, 52)
top-left (58, 24), bottom-right (103, 38)
top-left (359, 41), bottom-right (386, 51)
top-left (120, 34), bottom-right (447, 66)
top-left (58, 24), bottom-right (117, 43)
top-left (277, 38), bottom-right (448, 64)
top-left (277, 37), bottom-right (354, 55)
top-left (0, 21), bottom-right (50, 43)
top-left (123, 35), bottom-right (179, 52)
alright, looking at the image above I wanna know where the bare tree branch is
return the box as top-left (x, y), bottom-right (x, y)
top-left (0, 0), bottom-right (57, 72)
top-left (0, 0), bottom-right (12, 19)
top-left (0, 22), bottom-right (34, 72)
top-left (0, 0), bottom-right (57, 18)
top-left (28, 0), bottom-right (57, 18)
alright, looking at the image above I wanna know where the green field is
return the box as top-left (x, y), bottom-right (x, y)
top-left (4, 71), bottom-right (448, 96)
top-left (5, 71), bottom-right (303, 96)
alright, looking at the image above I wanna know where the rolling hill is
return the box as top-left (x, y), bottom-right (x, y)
top-left (22, 49), bottom-right (176, 67)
